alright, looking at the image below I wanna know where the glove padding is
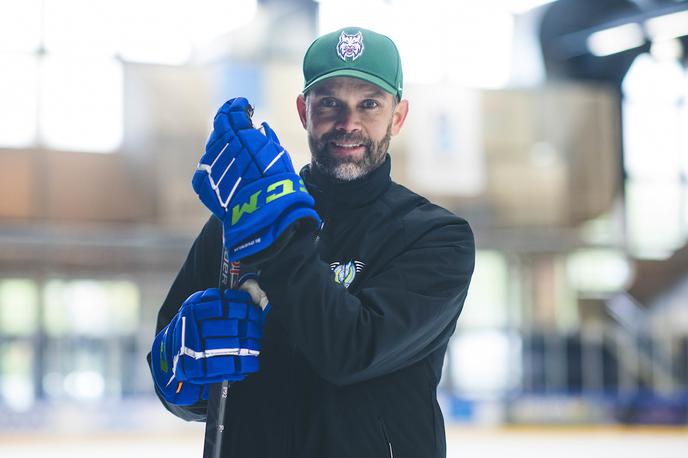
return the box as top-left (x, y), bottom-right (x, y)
top-left (192, 97), bottom-right (321, 261)
top-left (150, 288), bottom-right (266, 406)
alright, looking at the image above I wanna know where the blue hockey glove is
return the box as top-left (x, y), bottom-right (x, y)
top-left (192, 97), bottom-right (321, 261)
top-left (150, 288), bottom-right (267, 406)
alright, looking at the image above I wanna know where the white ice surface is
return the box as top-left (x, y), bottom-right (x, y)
top-left (1, 425), bottom-right (686, 458)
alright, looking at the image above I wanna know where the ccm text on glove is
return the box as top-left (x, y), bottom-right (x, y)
top-left (192, 97), bottom-right (320, 261)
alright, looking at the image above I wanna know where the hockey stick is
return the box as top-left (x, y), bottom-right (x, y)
top-left (202, 103), bottom-right (255, 458)
top-left (203, 244), bottom-right (239, 458)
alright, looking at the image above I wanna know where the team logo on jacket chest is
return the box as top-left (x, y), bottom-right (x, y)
top-left (329, 260), bottom-right (365, 288)
top-left (336, 31), bottom-right (364, 61)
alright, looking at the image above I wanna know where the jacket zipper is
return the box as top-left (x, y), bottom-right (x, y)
top-left (379, 418), bottom-right (394, 458)
top-left (314, 219), bottom-right (325, 245)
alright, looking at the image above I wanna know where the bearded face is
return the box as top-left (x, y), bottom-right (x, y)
top-left (297, 77), bottom-right (408, 182)
top-left (308, 121), bottom-right (392, 181)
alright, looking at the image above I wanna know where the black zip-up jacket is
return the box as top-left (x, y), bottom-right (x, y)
top-left (151, 155), bottom-right (475, 457)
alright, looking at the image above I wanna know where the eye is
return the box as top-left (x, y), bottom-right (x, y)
top-left (361, 99), bottom-right (379, 109)
top-left (320, 97), bottom-right (338, 108)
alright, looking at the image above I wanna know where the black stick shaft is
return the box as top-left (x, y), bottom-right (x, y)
top-left (203, 104), bottom-right (252, 457)
top-left (203, 243), bottom-right (239, 458)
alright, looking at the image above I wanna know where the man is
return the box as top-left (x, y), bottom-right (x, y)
top-left (149, 27), bottom-right (475, 457)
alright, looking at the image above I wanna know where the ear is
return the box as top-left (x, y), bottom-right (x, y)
top-left (296, 94), bottom-right (308, 129)
top-left (390, 99), bottom-right (409, 136)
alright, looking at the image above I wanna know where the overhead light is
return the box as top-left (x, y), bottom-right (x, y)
top-left (650, 38), bottom-right (683, 61)
top-left (188, 0), bottom-right (257, 45)
top-left (506, 0), bottom-right (558, 14)
top-left (645, 10), bottom-right (688, 41)
top-left (587, 22), bottom-right (645, 56)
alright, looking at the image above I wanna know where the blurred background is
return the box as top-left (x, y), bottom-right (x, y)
top-left (0, 0), bottom-right (687, 456)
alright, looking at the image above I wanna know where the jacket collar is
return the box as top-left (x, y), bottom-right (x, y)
top-left (301, 154), bottom-right (392, 211)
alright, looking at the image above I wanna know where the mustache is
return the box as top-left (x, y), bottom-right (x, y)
top-left (319, 131), bottom-right (371, 146)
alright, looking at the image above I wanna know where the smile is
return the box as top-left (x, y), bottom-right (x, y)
top-left (332, 143), bottom-right (363, 148)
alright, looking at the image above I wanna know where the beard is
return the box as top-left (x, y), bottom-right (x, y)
top-left (309, 122), bottom-right (392, 182)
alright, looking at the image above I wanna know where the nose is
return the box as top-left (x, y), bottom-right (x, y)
top-left (334, 106), bottom-right (362, 133)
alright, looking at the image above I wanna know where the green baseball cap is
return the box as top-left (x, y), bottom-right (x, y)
top-left (302, 27), bottom-right (403, 99)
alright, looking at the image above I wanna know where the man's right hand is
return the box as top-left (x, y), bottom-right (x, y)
top-left (150, 288), bottom-right (266, 406)
top-left (192, 97), bottom-right (320, 262)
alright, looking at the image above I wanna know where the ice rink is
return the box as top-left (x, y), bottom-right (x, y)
top-left (1, 1), bottom-right (688, 457)
top-left (1, 425), bottom-right (686, 458)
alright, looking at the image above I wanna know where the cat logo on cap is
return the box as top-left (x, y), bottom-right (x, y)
top-left (336, 31), bottom-right (364, 61)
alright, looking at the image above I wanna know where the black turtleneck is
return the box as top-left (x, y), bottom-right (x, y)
top-left (300, 154), bottom-right (392, 215)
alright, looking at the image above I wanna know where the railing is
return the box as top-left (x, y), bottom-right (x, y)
top-left (441, 292), bottom-right (688, 424)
